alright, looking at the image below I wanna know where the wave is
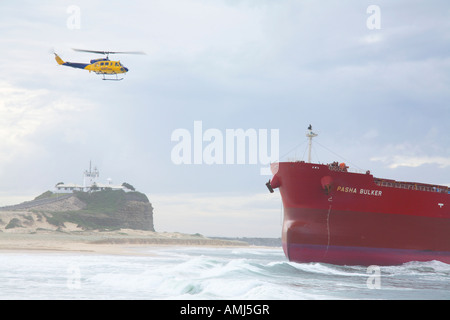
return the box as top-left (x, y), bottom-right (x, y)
top-left (0, 248), bottom-right (449, 299)
top-left (82, 249), bottom-right (450, 299)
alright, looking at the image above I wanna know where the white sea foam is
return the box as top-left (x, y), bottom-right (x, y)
top-left (0, 248), bottom-right (449, 300)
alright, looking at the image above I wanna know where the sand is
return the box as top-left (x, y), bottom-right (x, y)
top-left (0, 229), bottom-right (249, 255)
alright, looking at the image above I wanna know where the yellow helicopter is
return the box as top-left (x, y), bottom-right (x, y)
top-left (54, 48), bottom-right (145, 80)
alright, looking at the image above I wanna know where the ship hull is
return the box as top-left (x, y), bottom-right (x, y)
top-left (271, 161), bottom-right (450, 266)
top-left (282, 207), bottom-right (450, 265)
top-left (283, 243), bottom-right (450, 266)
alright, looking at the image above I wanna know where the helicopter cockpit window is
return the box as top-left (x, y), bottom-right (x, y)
top-left (115, 62), bottom-right (119, 66)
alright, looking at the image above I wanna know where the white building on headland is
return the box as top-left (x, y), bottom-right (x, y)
top-left (55, 162), bottom-right (127, 193)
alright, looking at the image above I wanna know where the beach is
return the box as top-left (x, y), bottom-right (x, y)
top-left (0, 229), bottom-right (249, 255)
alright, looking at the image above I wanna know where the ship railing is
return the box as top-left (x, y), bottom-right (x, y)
top-left (374, 179), bottom-right (449, 194)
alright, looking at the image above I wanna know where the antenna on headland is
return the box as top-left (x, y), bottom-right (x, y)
top-left (83, 161), bottom-right (99, 189)
top-left (306, 124), bottom-right (318, 163)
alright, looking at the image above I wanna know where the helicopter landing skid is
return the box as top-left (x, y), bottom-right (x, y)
top-left (101, 74), bottom-right (124, 81)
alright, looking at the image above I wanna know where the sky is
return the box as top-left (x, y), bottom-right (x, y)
top-left (0, 0), bottom-right (449, 237)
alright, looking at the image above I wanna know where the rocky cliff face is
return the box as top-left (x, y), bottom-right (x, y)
top-left (0, 190), bottom-right (154, 232)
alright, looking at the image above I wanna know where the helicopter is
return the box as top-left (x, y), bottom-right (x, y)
top-left (54, 48), bottom-right (145, 80)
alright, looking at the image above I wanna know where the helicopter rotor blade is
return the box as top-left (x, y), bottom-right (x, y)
top-left (72, 48), bottom-right (146, 55)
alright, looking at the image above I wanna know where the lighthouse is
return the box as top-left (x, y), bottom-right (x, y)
top-left (54, 162), bottom-right (127, 193)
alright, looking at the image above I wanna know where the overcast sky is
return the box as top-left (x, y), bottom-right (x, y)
top-left (0, 1), bottom-right (449, 237)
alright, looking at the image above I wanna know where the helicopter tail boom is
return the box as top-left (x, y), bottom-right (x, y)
top-left (54, 53), bottom-right (89, 70)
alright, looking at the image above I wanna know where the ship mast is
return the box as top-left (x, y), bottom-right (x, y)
top-left (306, 124), bottom-right (318, 163)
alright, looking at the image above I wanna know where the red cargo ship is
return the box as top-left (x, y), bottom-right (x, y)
top-left (267, 126), bottom-right (450, 266)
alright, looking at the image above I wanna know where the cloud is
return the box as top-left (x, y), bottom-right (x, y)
top-left (0, 1), bottom-right (449, 236)
top-left (371, 155), bottom-right (450, 169)
top-left (150, 192), bottom-right (281, 237)
top-left (0, 81), bottom-right (97, 176)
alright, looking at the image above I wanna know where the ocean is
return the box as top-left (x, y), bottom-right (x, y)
top-left (0, 246), bottom-right (449, 301)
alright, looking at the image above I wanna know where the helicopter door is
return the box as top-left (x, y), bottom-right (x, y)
top-left (100, 62), bottom-right (109, 73)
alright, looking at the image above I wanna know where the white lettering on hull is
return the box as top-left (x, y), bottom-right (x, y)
top-left (336, 185), bottom-right (382, 196)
